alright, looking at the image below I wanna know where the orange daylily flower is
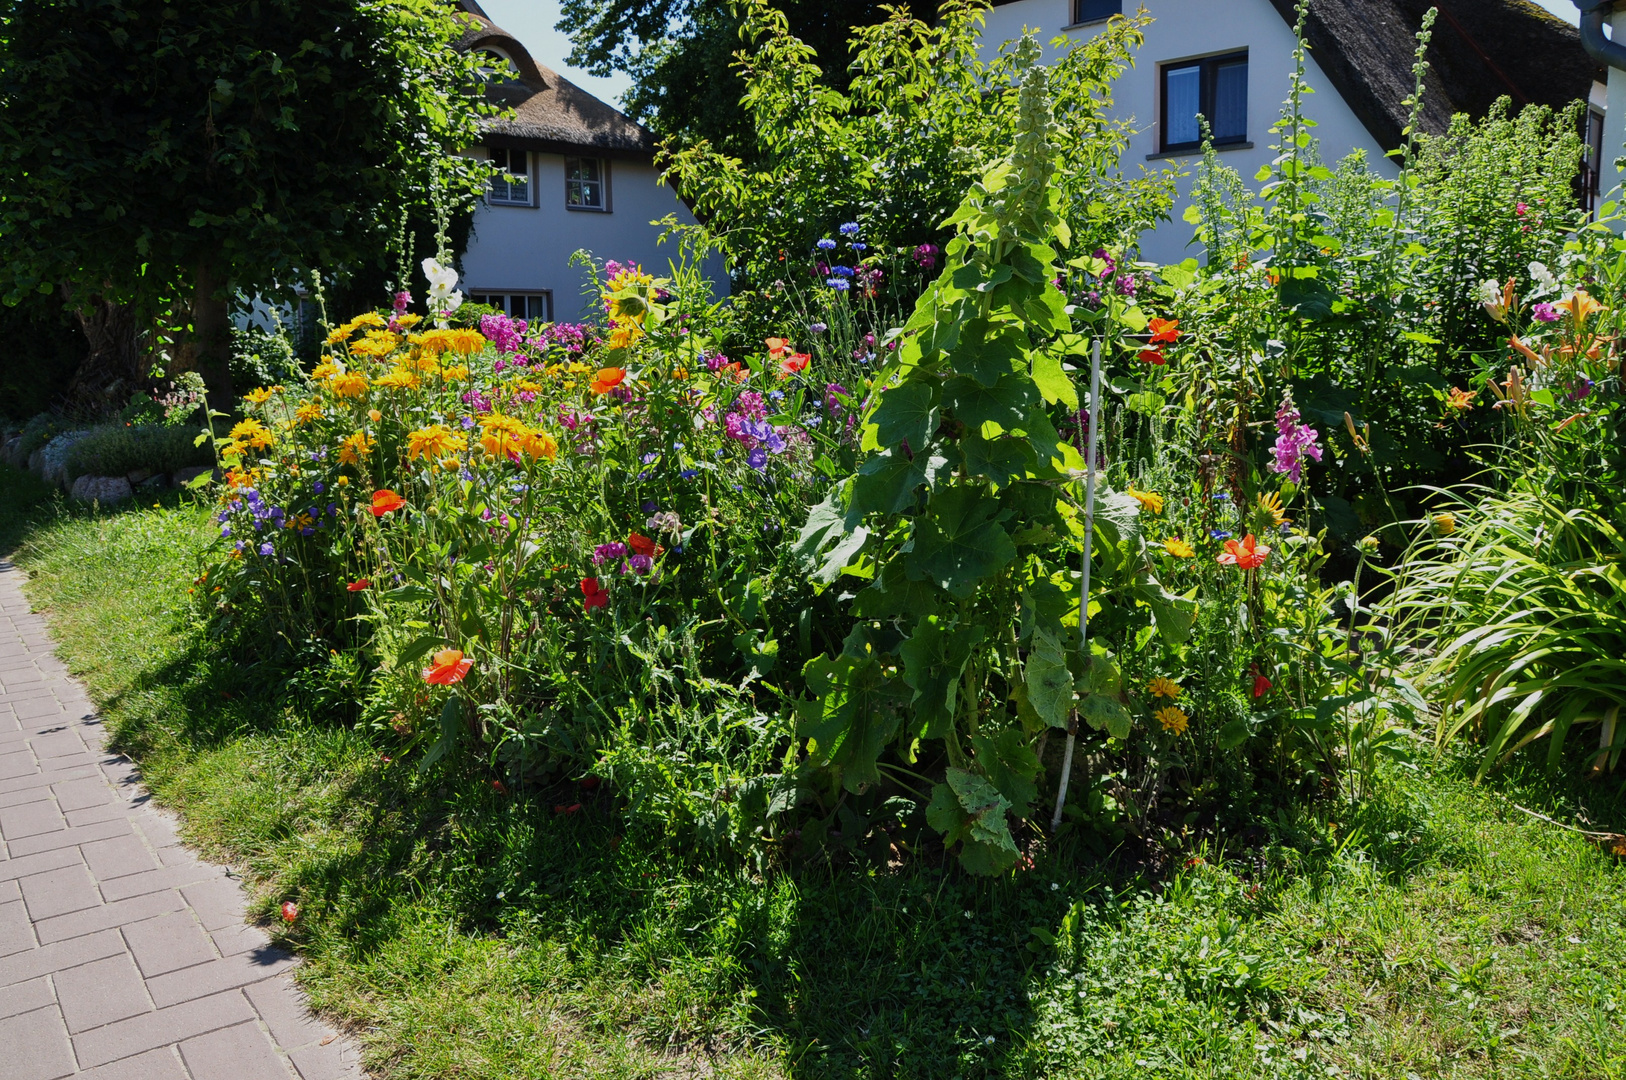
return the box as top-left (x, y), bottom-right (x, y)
top-left (1445, 387), bottom-right (1477, 411)
top-left (589, 367), bottom-right (627, 394)
top-left (1148, 318), bottom-right (1180, 344)
top-left (1557, 288), bottom-right (1604, 329)
top-left (423, 648), bottom-right (474, 685)
top-left (370, 489), bottom-right (406, 516)
top-left (1217, 534), bottom-right (1271, 570)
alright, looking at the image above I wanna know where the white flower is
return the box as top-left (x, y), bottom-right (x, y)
top-left (1478, 278), bottom-right (1507, 322)
top-left (422, 257), bottom-right (459, 296)
top-left (1528, 261), bottom-right (1558, 296)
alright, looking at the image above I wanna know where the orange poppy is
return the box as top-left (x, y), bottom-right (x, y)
top-left (626, 531), bottom-right (664, 558)
top-left (346, 579), bottom-right (371, 591)
top-left (765, 337), bottom-right (793, 360)
top-left (423, 648), bottom-right (473, 685)
top-left (370, 489), bottom-right (406, 516)
top-left (1139, 348), bottom-right (1165, 365)
top-left (589, 367), bottom-right (627, 394)
top-left (780, 353), bottom-right (811, 376)
top-left (1217, 534), bottom-right (1271, 570)
top-left (1148, 318), bottom-right (1180, 344)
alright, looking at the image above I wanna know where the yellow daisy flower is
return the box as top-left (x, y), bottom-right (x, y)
top-left (1127, 485), bottom-right (1164, 514)
top-left (1154, 706), bottom-right (1189, 735)
top-left (1162, 537), bottom-right (1195, 558)
top-left (1148, 677), bottom-right (1182, 699)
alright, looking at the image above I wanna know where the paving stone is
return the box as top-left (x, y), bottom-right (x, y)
top-left (124, 911), bottom-right (219, 977)
top-left (0, 766), bottom-right (93, 798)
top-left (99, 860), bottom-right (226, 903)
top-left (0, 1004), bottom-right (77, 1080)
top-left (135, 810), bottom-right (184, 851)
top-left (75, 1045), bottom-right (191, 1080)
top-left (243, 978), bottom-right (332, 1051)
top-left (289, 1034), bottom-right (364, 1080)
top-left (0, 749), bottom-right (35, 781)
top-left (182, 877), bottom-right (251, 932)
top-left (18, 863), bottom-right (101, 921)
top-left (34, 888), bottom-right (185, 945)
top-left (82, 834), bottom-right (160, 881)
top-left (0, 928), bottom-right (126, 988)
top-left (147, 947), bottom-right (296, 1008)
top-left (66, 801), bottom-right (131, 827)
top-left (0, 846), bottom-right (85, 884)
top-left (52, 775), bottom-right (113, 812)
top-left (54, 951), bottom-right (153, 1033)
top-left (213, 921), bottom-right (273, 958)
top-left (0, 974), bottom-right (55, 1020)
top-left (0, 877), bottom-right (18, 903)
top-left (0, 798), bottom-right (67, 840)
top-left (73, 987), bottom-right (258, 1069)
top-left (0, 898), bottom-right (36, 957)
top-left (181, 1018), bottom-right (298, 1080)
top-left (8, 816), bottom-right (133, 858)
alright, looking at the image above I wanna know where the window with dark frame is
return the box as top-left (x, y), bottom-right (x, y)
top-left (1160, 51), bottom-right (1248, 154)
top-left (487, 147), bottom-right (531, 206)
top-left (1073, 0), bottom-right (1121, 24)
top-left (470, 292), bottom-right (553, 323)
top-left (565, 157), bottom-right (608, 211)
top-left (1582, 107), bottom-right (1606, 215)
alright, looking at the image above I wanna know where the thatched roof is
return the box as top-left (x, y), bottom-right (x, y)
top-left (1262, 0), bottom-right (1602, 150)
top-left (453, 2), bottom-right (656, 157)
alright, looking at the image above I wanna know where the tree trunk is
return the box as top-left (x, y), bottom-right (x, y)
top-left (62, 286), bottom-right (146, 419)
top-left (189, 257), bottom-right (235, 407)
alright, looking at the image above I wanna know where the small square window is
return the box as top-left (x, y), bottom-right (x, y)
top-left (566, 157), bottom-right (608, 212)
top-left (1073, 0), bottom-right (1121, 24)
top-left (488, 148), bottom-right (531, 206)
top-left (470, 292), bottom-right (552, 322)
top-left (1160, 52), bottom-right (1248, 153)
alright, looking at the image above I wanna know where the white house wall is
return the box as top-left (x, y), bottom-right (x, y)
top-left (981, 0), bottom-right (1399, 264)
top-left (460, 150), bottom-right (725, 322)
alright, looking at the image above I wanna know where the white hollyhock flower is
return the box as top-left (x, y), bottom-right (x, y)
top-left (1478, 278), bottom-right (1507, 322)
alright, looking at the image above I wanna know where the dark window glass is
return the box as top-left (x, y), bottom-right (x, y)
top-left (1074, 0), bottom-right (1120, 22)
top-left (566, 157), bottom-right (607, 211)
top-left (1160, 52), bottom-right (1249, 153)
top-left (488, 148), bottom-right (530, 205)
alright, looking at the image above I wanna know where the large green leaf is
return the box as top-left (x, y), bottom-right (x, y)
top-left (1025, 626), bottom-right (1074, 729)
top-left (925, 768), bottom-right (1020, 875)
top-left (797, 653), bottom-right (904, 793)
top-left (850, 446), bottom-right (945, 517)
top-left (869, 380), bottom-right (938, 452)
top-left (898, 615), bottom-right (986, 740)
top-left (970, 727), bottom-right (1041, 814)
top-left (961, 431), bottom-right (1036, 488)
top-left (953, 317), bottom-right (1029, 387)
top-left (1079, 693), bottom-right (1132, 739)
top-left (906, 486), bottom-right (1017, 598)
top-left (1030, 345), bottom-right (1079, 409)
top-left (945, 374), bottom-right (1035, 432)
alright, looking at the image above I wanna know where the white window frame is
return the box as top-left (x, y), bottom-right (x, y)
top-left (565, 156), bottom-right (610, 213)
top-left (487, 147), bottom-right (533, 208)
top-left (470, 292), bottom-right (553, 323)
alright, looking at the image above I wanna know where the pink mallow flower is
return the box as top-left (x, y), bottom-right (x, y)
top-left (1269, 390), bottom-right (1323, 484)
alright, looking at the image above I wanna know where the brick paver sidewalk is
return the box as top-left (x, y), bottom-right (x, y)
top-left (0, 558), bottom-right (365, 1079)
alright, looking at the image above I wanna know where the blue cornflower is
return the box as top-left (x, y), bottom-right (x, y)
top-left (827, 279), bottom-right (850, 292)
top-left (769, 390), bottom-right (784, 401)
top-left (816, 238), bottom-right (837, 251)
top-left (680, 468), bottom-right (699, 480)
top-left (642, 500), bottom-right (659, 512)
top-left (1210, 529), bottom-right (1232, 540)
top-left (831, 265), bottom-right (855, 278)
top-left (220, 525), bottom-right (231, 538)
top-left (1212, 492), bottom-right (1231, 501)
top-left (850, 242), bottom-right (867, 253)
top-left (810, 322), bottom-right (828, 334)
top-left (642, 452), bottom-right (659, 465)
top-left (839, 222), bottom-right (860, 237)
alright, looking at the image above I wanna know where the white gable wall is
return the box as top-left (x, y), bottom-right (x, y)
top-left (982, 0), bottom-right (1399, 264)
top-left (460, 147), bottom-right (724, 323)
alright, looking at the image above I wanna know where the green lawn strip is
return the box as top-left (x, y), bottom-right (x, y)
top-left (6, 478), bottom-right (1623, 1079)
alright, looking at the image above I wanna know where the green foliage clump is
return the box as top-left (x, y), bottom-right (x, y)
top-left (65, 424), bottom-right (214, 482)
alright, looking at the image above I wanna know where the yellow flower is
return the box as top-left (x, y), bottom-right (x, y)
top-left (368, 409), bottom-right (383, 423)
top-left (349, 330), bottom-right (401, 358)
top-left (439, 364), bottom-right (470, 382)
top-left (338, 431), bottom-right (373, 465)
top-left (1127, 485), bottom-right (1164, 515)
top-left (606, 324), bottom-right (644, 350)
top-left (228, 419), bottom-right (274, 451)
top-left (520, 429), bottom-right (558, 461)
top-left (447, 329), bottom-right (486, 356)
top-left (1148, 677), bottom-right (1182, 699)
top-left (478, 413), bottom-right (528, 459)
top-left (329, 372), bottom-right (369, 398)
top-left (1162, 537), bottom-right (1195, 558)
top-left (372, 367), bottom-right (421, 391)
top-left (1558, 288), bottom-right (1604, 329)
top-left (335, 475), bottom-right (350, 487)
top-left (244, 387), bottom-right (275, 405)
top-left (311, 361), bottom-right (339, 381)
top-left (293, 400), bottom-right (324, 426)
top-left (1433, 513), bottom-right (1457, 536)
top-left (394, 313), bottom-right (422, 329)
top-left (407, 424), bottom-right (467, 462)
top-left (1255, 490), bottom-right (1289, 528)
top-left (1154, 706), bottom-right (1189, 735)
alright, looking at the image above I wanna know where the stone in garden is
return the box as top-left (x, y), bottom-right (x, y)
top-left (1, 436), bottom-right (21, 467)
top-left (70, 474), bottom-right (133, 504)
top-left (37, 430), bottom-right (91, 487)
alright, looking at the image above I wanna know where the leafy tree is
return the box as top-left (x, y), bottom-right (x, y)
top-left (0, 0), bottom-right (492, 401)
top-left (557, 0), bottom-right (894, 160)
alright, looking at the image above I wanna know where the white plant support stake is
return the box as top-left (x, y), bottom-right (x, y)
top-left (1052, 338), bottom-right (1101, 832)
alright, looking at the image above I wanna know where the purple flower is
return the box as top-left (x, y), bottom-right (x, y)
top-left (747, 447), bottom-right (769, 471)
top-left (1532, 302), bottom-right (1560, 323)
top-left (628, 554), bottom-right (653, 575)
top-left (1210, 530), bottom-right (1231, 541)
top-left (220, 525), bottom-right (232, 538)
top-left (592, 542), bottom-right (628, 566)
top-left (827, 278), bottom-right (850, 292)
top-left (1114, 275), bottom-right (1136, 297)
top-left (680, 468), bottom-right (699, 480)
top-left (393, 291), bottom-right (411, 316)
top-left (912, 243), bottom-right (939, 270)
top-left (642, 452), bottom-right (658, 465)
top-left (258, 542), bottom-right (273, 556)
top-left (810, 322), bottom-right (828, 334)
top-left (313, 481), bottom-right (325, 494)
top-left (1269, 391), bottom-right (1323, 484)
top-left (479, 313), bottom-right (525, 354)
top-left (1569, 378), bottom-right (1594, 401)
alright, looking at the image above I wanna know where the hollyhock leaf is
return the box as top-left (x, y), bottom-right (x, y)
top-left (926, 769), bottom-right (1019, 875)
top-left (1218, 717), bottom-right (1252, 749)
top-left (898, 615), bottom-right (985, 740)
top-left (954, 317), bottom-right (1029, 386)
top-left (1025, 627), bottom-right (1074, 730)
top-left (871, 380), bottom-right (938, 451)
top-left (970, 727), bottom-right (1041, 814)
top-left (945, 374), bottom-right (1034, 432)
top-left (1079, 693), bottom-right (1132, 740)
top-left (1030, 346), bottom-right (1078, 408)
top-left (797, 652), bottom-right (903, 793)
top-left (906, 487), bottom-right (1016, 598)
top-left (850, 560), bottom-right (941, 621)
top-left (851, 446), bottom-right (942, 517)
top-left (961, 431), bottom-right (1036, 488)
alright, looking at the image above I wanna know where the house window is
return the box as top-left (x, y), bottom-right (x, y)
top-left (1072, 0), bottom-right (1121, 24)
top-left (470, 292), bottom-right (552, 323)
top-left (566, 157), bottom-right (608, 211)
top-left (1582, 107), bottom-right (1606, 215)
top-left (1160, 51), bottom-right (1248, 153)
top-left (488, 147), bottom-right (531, 206)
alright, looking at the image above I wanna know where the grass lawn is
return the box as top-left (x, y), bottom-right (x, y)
top-left (2, 462), bottom-right (1623, 1080)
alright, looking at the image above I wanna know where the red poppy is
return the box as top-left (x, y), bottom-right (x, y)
top-left (626, 531), bottom-right (664, 558)
top-left (280, 901), bottom-right (299, 923)
top-left (780, 352), bottom-right (811, 376)
top-left (1218, 534), bottom-right (1271, 571)
top-left (346, 579), bottom-right (370, 592)
top-left (1253, 674), bottom-right (1273, 699)
top-left (491, 779), bottom-right (508, 795)
top-left (1149, 317), bottom-right (1180, 344)
top-left (423, 648), bottom-right (474, 685)
top-left (370, 489), bottom-right (406, 516)
top-left (579, 775), bottom-right (601, 790)
top-left (589, 367), bottom-right (627, 394)
top-left (1139, 348), bottom-right (1166, 365)
top-left (581, 577), bottom-right (608, 611)
top-left (554, 802), bottom-right (583, 815)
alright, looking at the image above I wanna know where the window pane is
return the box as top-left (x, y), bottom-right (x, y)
top-left (1074, 0), bottom-right (1120, 22)
top-left (1212, 60), bottom-right (1248, 141)
top-left (525, 295), bottom-right (549, 321)
top-left (1164, 66), bottom-right (1201, 147)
